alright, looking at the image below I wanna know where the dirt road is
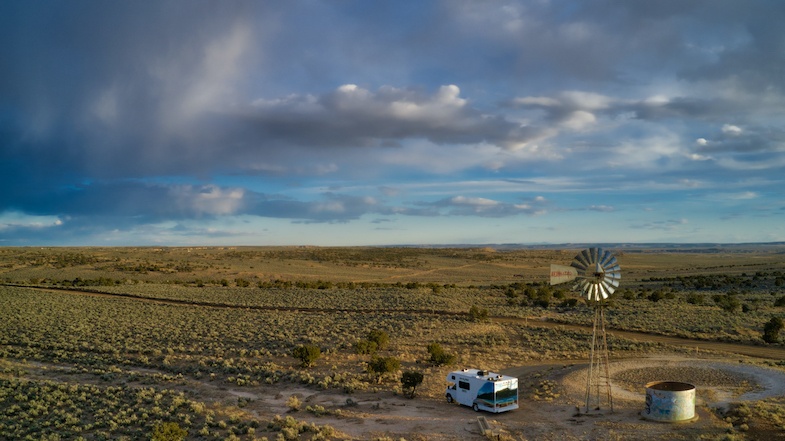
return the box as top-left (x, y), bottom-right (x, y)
top-left (494, 317), bottom-right (785, 360)
top-left (9, 284), bottom-right (785, 360)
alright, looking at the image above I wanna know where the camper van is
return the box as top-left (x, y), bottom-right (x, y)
top-left (445, 368), bottom-right (518, 413)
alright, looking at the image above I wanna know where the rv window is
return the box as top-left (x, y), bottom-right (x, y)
top-left (451, 375), bottom-right (455, 380)
top-left (458, 381), bottom-right (470, 390)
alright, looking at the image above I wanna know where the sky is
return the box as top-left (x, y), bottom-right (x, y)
top-left (1, 1), bottom-right (785, 246)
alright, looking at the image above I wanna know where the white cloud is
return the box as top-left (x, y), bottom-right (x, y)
top-left (513, 96), bottom-right (561, 107)
top-left (722, 124), bottom-right (743, 135)
top-left (171, 185), bottom-right (245, 216)
top-left (450, 196), bottom-right (499, 207)
top-left (725, 191), bottom-right (758, 200)
top-left (561, 110), bottom-right (597, 130)
top-left (0, 211), bottom-right (63, 230)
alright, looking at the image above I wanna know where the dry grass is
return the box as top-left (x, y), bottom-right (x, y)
top-left (1, 245), bottom-right (785, 439)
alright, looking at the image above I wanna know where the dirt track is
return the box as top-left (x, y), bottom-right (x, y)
top-left (494, 317), bottom-right (785, 360)
top-left (13, 284), bottom-right (785, 361)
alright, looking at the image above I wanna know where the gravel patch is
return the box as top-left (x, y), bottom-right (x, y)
top-left (561, 356), bottom-right (785, 407)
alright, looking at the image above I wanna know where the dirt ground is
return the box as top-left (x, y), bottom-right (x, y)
top-left (184, 354), bottom-right (785, 440)
top-left (15, 352), bottom-right (785, 440)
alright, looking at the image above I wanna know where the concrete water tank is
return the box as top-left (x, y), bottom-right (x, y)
top-left (643, 381), bottom-right (697, 422)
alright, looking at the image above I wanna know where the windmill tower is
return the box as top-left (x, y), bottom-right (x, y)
top-left (551, 247), bottom-right (620, 413)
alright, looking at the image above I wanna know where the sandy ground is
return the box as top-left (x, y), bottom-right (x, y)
top-left (210, 354), bottom-right (785, 440)
top-left (17, 354), bottom-right (785, 440)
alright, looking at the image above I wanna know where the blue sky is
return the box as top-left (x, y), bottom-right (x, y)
top-left (1, 1), bottom-right (784, 246)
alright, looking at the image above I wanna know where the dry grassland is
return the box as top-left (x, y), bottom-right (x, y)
top-left (1, 245), bottom-right (784, 440)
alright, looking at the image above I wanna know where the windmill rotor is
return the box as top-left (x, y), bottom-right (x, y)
top-left (551, 247), bottom-right (620, 301)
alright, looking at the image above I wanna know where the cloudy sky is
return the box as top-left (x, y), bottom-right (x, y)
top-left (2, 1), bottom-right (784, 246)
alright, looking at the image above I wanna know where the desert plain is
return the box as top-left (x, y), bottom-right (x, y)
top-left (1, 245), bottom-right (784, 440)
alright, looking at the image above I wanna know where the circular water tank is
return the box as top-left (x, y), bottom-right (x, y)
top-left (643, 381), bottom-right (697, 422)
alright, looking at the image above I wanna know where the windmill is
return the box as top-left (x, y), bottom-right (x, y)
top-left (550, 247), bottom-right (620, 413)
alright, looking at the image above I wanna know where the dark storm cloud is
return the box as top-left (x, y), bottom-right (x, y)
top-left (2, 1), bottom-right (785, 244)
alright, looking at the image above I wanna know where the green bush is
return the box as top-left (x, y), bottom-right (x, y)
top-left (292, 345), bottom-right (321, 368)
top-left (427, 343), bottom-right (456, 366)
top-left (713, 294), bottom-right (742, 313)
top-left (151, 421), bottom-right (187, 441)
top-left (367, 329), bottom-right (390, 350)
top-left (367, 356), bottom-right (400, 382)
top-left (467, 305), bottom-right (489, 322)
top-left (355, 339), bottom-right (378, 355)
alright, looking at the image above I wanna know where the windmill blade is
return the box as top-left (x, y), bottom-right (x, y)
top-left (601, 280), bottom-right (616, 295)
top-left (589, 248), bottom-right (599, 265)
top-left (598, 249), bottom-right (610, 265)
top-left (550, 264), bottom-right (578, 285)
top-left (571, 253), bottom-right (589, 270)
top-left (577, 249), bottom-right (592, 268)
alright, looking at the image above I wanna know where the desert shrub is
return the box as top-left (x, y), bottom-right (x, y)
top-left (686, 293), bottom-right (705, 305)
top-left (467, 305), bottom-right (489, 322)
top-left (151, 421), bottom-right (187, 441)
top-left (559, 298), bottom-right (579, 308)
top-left (774, 295), bottom-right (785, 307)
top-left (292, 345), bottom-right (321, 368)
top-left (286, 395), bottom-right (301, 411)
top-left (367, 356), bottom-right (400, 382)
top-left (355, 329), bottom-right (389, 355)
top-left (367, 329), bottom-right (390, 350)
top-left (427, 343), bottom-right (456, 366)
top-left (355, 339), bottom-right (378, 355)
top-left (713, 294), bottom-right (742, 313)
top-left (619, 289), bottom-right (636, 300)
top-left (401, 371), bottom-right (424, 398)
top-left (762, 317), bottom-right (784, 344)
top-left (234, 278), bottom-right (250, 287)
top-left (533, 298), bottom-right (550, 309)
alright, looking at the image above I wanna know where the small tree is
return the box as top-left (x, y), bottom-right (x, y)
top-left (762, 316), bottom-right (784, 344)
top-left (292, 344), bottom-right (321, 368)
top-left (401, 371), bottom-right (424, 398)
top-left (152, 421), bottom-right (187, 441)
top-left (427, 343), bottom-right (456, 366)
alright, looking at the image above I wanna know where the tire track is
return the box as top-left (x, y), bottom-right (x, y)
top-left (7, 284), bottom-right (785, 360)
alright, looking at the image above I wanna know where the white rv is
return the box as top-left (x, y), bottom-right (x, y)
top-left (445, 368), bottom-right (518, 413)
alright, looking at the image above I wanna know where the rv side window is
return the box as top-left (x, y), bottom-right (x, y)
top-left (458, 381), bottom-right (470, 390)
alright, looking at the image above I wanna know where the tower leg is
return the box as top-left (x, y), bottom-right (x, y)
top-left (585, 304), bottom-right (613, 413)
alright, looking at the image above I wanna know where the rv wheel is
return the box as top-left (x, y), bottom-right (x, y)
top-left (446, 395), bottom-right (453, 403)
top-left (472, 403), bottom-right (479, 412)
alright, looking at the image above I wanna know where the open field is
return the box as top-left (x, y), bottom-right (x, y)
top-left (1, 245), bottom-right (785, 440)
